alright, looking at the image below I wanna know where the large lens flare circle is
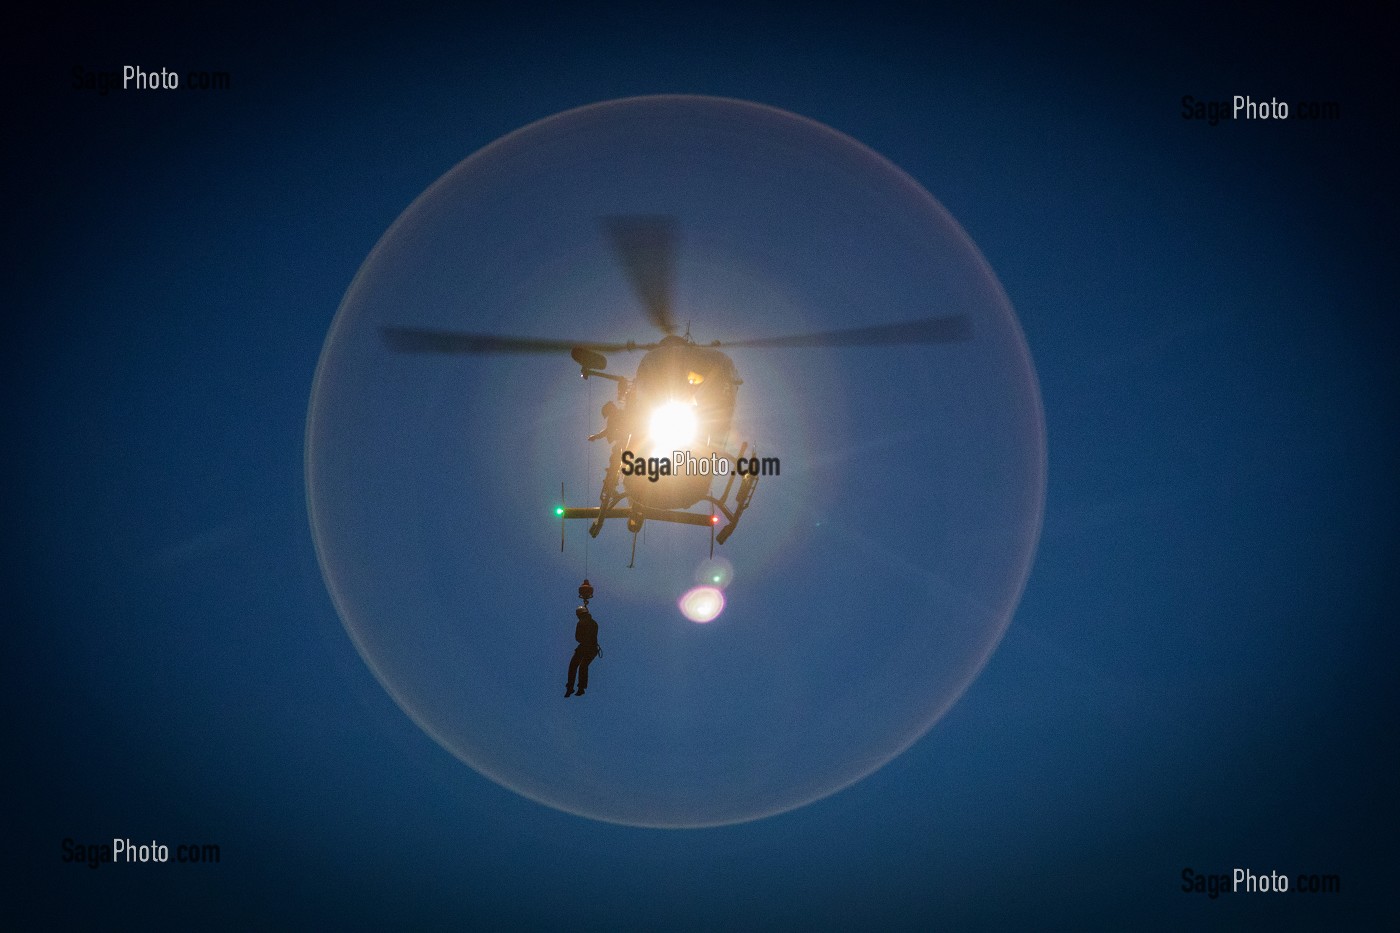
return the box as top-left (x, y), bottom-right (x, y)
top-left (307, 95), bottom-right (1045, 828)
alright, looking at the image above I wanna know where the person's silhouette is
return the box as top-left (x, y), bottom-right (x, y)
top-left (565, 607), bottom-right (601, 697)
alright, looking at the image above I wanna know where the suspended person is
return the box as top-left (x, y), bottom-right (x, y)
top-left (565, 606), bottom-right (601, 697)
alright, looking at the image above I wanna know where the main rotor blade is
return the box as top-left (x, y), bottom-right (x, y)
top-left (713, 315), bottom-right (972, 349)
top-left (602, 214), bottom-right (677, 336)
top-left (381, 327), bottom-right (652, 354)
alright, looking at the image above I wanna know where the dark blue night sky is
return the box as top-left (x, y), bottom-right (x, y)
top-left (7, 3), bottom-right (1397, 928)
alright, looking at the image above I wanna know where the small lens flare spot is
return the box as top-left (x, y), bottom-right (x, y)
top-left (695, 556), bottom-right (734, 589)
top-left (679, 586), bottom-right (725, 623)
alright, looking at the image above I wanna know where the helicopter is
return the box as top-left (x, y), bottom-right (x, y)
top-left (381, 215), bottom-right (971, 562)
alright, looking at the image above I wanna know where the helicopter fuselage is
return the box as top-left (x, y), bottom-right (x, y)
top-left (614, 338), bottom-right (740, 511)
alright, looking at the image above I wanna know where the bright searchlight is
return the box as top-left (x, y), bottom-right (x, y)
top-left (648, 400), bottom-right (698, 451)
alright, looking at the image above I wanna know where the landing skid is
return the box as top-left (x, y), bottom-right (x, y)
top-left (558, 443), bottom-right (761, 564)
